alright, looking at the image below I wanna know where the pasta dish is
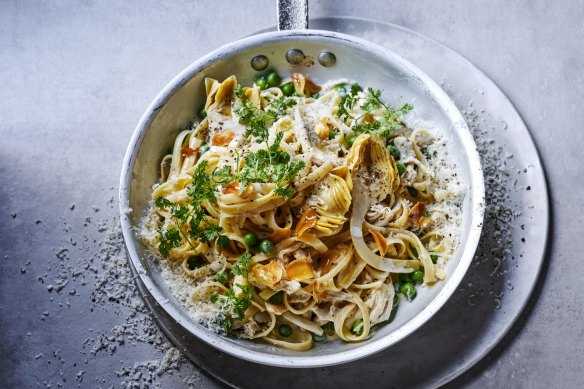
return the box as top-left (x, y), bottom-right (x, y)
top-left (142, 72), bottom-right (463, 350)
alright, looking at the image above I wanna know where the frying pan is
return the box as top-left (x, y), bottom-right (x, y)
top-left (119, 0), bottom-right (484, 367)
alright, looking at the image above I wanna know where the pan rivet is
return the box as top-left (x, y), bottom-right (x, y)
top-left (251, 55), bottom-right (269, 71)
top-left (286, 49), bottom-right (305, 65)
top-left (318, 51), bottom-right (336, 67)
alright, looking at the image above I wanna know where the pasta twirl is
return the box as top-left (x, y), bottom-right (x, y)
top-left (142, 73), bottom-right (464, 350)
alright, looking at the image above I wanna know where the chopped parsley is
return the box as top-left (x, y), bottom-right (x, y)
top-left (210, 252), bottom-right (255, 333)
top-left (190, 223), bottom-right (223, 243)
top-left (234, 100), bottom-right (255, 126)
top-left (154, 161), bottom-right (228, 256)
top-left (154, 196), bottom-right (173, 208)
top-left (213, 284), bottom-right (254, 330)
top-left (231, 252), bottom-right (252, 278)
top-left (207, 128), bottom-right (304, 200)
top-left (337, 86), bottom-right (413, 139)
top-left (355, 103), bottom-right (413, 137)
top-left (216, 235), bottom-right (230, 249)
top-left (234, 84), bottom-right (244, 98)
top-left (237, 140), bottom-right (305, 200)
top-left (234, 89), bottom-right (296, 143)
top-left (215, 270), bottom-right (229, 284)
top-left (158, 228), bottom-right (181, 257)
top-left (186, 161), bottom-right (217, 202)
top-left (216, 86), bottom-right (304, 199)
top-left (268, 96), bottom-right (297, 116)
top-left (211, 165), bottom-right (233, 184)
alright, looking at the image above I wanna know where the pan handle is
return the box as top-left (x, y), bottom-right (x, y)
top-left (277, 0), bottom-right (308, 30)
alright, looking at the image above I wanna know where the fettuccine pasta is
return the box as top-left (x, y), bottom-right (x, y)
top-left (142, 72), bottom-right (463, 350)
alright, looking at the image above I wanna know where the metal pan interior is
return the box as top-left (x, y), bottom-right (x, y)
top-left (119, 30), bottom-right (484, 368)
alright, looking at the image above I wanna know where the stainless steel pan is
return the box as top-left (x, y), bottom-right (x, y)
top-left (119, 0), bottom-right (484, 368)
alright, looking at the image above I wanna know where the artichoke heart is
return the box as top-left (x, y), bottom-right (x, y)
top-left (204, 76), bottom-right (237, 115)
top-left (305, 166), bottom-right (352, 235)
top-left (347, 134), bottom-right (399, 202)
top-left (292, 73), bottom-right (322, 97)
top-left (244, 84), bottom-right (262, 109)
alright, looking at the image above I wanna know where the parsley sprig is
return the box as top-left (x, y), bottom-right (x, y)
top-left (154, 161), bottom-right (227, 256)
top-left (231, 252), bottom-right (252, 278)
top-left (210, 252), bottom-right (254, 333)
top-left (234, 88), bottom-right (297, 143)
top-left (157, 227), bottom-right (181, 257)
top-left (219, 89), bottom-right (305, 199)
top-left (211, 284), bottom-right (254, 333)
top-left (268, 96), bottom-right (298, 116)
top-left (337, 85), bottom-right (413, 138)
top-left (237, 132), bottom-right (305, 199)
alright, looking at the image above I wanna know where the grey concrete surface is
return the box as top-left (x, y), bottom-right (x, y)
top-left (0, 0), bottom-right (581, 388)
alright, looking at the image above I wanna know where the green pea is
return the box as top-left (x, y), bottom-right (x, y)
top-left (394, 282), bottom-right (402, 294)
top-left (396, 161), bottom-right (406, 175)
top-left (268, 291), bottom-right (284, 304)
top-left (328, 131), bottom-right (338, 140)
top-left (255, 76), bottom-right (268, 90)
top-left (266, 71), bottom-right (281, 87)
top-left (243, 232), bottom-right (258, 247)
top-left (322, 322), bottom-right (335, 336)
top-left (198, 107), bottom-right (207, 119)
top-left (351, 319), bottom-right (364, 336)
top-left (215, 270), bottom-right (229, 284)
top-left (347, 135), bottom-right (357, 148)
top-left (260, 239), bottom-right (275, 254)
top-left (411, 269), bottom-right (424, 283)
top-left (335, 85), bottom-right (347, 97)
top-left (281, 82), bottom-right (294, 96)
top-left (399, 273), bottom-right (411, 283)
top-left (187, 256), bottom-right (203, 270)
top-left (312, 332), bottom-right (327, 342)
top-left (400, 282), bottom-right (417, 300)
top-left (199, 144), bottom-right (210, 154)
top-left (430, 254), bottom-right (439, 264)
top-left (278, 324), bottom-right (292, 337)
top-left (388, 145), bottom-right (401, 160)
top-left (407, 186), bottom-right (418, 197)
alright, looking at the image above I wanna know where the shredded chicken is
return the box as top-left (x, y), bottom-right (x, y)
top-left (364, 284), bottom-right (394, 325)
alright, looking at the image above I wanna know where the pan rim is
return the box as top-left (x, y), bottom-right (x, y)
top-left (119, 29), bottom-right (485, 368)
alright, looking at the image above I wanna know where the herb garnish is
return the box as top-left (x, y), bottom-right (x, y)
top-left (154, 161), bottom-right (227, 256)
top-left (337, 85), bottom-right (413, 138)
top-left (211, 284), bottom-right (254, 333)
top-left (210, 252), bottom-right (255, 333)
top-left (237, 133), bottom-right (305, 199)
top-left (268, 96), bottom-right (297, 116)
top-left (234, 92), bottom-right (296, 143)
top-left (219, 88), bottom-right (305, 199)
top-left (231, 252), bottom-right (252, 278)
top-left (157, 228), bottom-right (181, 257)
